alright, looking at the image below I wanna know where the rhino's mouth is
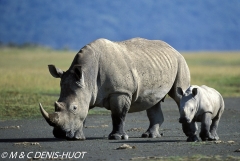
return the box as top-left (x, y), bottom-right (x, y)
top-left (179, 117), bottom-right (191, 124)
top-left (66, 130), bottom-right (75, 139)
top-left (64, 128), bottom-right (85, 140)
top-left (53, 127), bottom-right (83, 140)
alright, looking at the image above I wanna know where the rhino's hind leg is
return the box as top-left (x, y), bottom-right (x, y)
top-left (210, 114), bottom-right (222, 141)
top-left (108, 94), bottom-right (131, 140)
top-left (210, 119), bottom-right (219, 141)
top-left (142, 102), bottom-right (164, 138)
top-left (210, 106), bottom-right (224, 141)
top-left (200, 112), bottom-right (215, 141)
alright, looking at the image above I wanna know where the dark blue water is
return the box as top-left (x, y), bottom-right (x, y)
top-left (0, 0), bottom-right (240, 51)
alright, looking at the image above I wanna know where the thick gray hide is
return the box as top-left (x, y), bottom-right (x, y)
top-left (42, 38), bottom-right (191, 140)
top-left (178, 85), bottom-right (224, 141)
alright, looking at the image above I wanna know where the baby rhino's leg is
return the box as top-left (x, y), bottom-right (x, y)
top-left (210, 108), bottom-right (224, 140)
top-left (210, 117), bottom-right (220, 140)
top-left (182, 122), bottom-right (199, 142)
top-left (200, 112), bottom-right (215, 141)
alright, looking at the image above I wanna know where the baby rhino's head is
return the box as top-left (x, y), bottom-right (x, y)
top-left (177, 86), bottom-right (199, 124)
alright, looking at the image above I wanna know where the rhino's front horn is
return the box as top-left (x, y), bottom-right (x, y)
top-left (39, 103), bottom-right (59, 127)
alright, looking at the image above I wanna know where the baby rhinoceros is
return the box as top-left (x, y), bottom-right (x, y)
top-left (177, 85), bottom-right (224, 142)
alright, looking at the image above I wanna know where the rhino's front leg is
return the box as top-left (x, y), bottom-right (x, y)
top-left (200, 112), bottom-right (214, 141)
top-left (142, 102), bottom-right (164, 138)
top-left (108, 94), bottom-right (131, 140)
top-left (182, 122), bottom-right (199, 142)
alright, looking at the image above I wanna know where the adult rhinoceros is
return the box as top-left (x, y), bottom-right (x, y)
top-left (40, 38), bottom-right (192, 140)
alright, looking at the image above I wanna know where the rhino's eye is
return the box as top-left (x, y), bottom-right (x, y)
top-left (70, 105), bottom-right (78, 114)
top-left (73, 106), bottom-right (77, 110)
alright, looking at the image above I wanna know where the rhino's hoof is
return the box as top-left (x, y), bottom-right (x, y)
top-left (201, 137), bottom-right (215, 141)
top-left (213, 136), bottom-right (219, 141)
top-left (122, 134), bottom-right (129, 140)
top-left (187, 135), bottom-right (199, 142)
top-left (209, 134), bottom-right (219, 141)
top-left (108, 133), bottom-right (129, 140)
top-left (203, 136), bottom-right (218, 141)
top-left (141, 132), bottom-right (162, 138)
top-left (108, 135), bottom-right (121, 140)
top-left (74, 136), bottom-right (86, 141)
top-left (200, 133), bottom-right (217, 141)
top-left (66, 137), bottom-right (85, 141)
top-left (141, 133), bottom-right (149, 138)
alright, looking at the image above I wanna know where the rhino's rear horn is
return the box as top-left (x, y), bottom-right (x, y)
top-left (39, 103), bottom-right (59, 127)
top-left (55, 101), bottom-right (63, 111)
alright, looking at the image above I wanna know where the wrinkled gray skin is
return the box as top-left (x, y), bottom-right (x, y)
top-left (40, 38), bottom-right (191, 140)
top-left (177, 85), bottom-right (224, 142)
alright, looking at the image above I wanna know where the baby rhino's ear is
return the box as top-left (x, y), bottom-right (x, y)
top-left (192, 88), bottom-right (198, 97)
top-left (177, 87), bottom-right (184, 97)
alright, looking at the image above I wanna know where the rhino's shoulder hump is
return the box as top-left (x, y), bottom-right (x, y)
top-left (90, 38), bottom-right (113, 45)
top-left (93, 37), bottom-right (146, 44)
top-left (120, 37), bottom-right (170, 46)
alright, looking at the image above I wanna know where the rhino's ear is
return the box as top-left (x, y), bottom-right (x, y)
top-left (73, 65), bottom-right (85, 87)
top-left (192, 88), bottom-right (198, 97)
top-left (48, 65), bottom-right (64, 78)
top-left (73, 65), bottom-right (83, 80)
top-left (177, 87), bottom-right (184, 97)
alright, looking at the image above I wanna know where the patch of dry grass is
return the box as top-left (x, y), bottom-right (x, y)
top-left (0, 48), bottom-right (239, 120)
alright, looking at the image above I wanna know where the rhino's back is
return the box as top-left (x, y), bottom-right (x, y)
top-left (90, 38), bottom-right (184, 112)
top-left (90, 38), bottom-right (181, 80)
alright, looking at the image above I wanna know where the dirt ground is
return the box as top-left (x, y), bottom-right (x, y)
top-left (0, 98), bottom-right (240, 161)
